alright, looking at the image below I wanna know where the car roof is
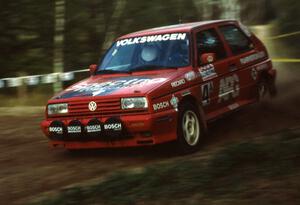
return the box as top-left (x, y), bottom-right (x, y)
top-left (118, 20), bottom-right (237, 39)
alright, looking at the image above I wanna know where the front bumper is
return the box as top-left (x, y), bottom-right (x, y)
top-left (40, 109), bottom-right (178, 149)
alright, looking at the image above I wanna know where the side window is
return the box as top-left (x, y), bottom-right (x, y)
top-left (219, 25), bottom-right (253, 55)
top-left (196, 29), bottom-right (227, 65)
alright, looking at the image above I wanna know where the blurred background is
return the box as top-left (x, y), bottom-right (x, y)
top-left (1, 2), bottom-right (300, 204)
top-left (0, 0), bottom-right (299, 106)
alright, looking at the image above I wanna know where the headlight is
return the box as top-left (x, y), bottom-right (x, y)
top-left (48, 103), bottom-right (68, 115)
top-left (121, 97), bottom-right (148, 109)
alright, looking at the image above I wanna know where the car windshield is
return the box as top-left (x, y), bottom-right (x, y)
top-left (98, 33), bottom-right (190, 73)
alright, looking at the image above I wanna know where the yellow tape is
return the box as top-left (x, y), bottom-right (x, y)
top-left (272, 58), bottom-right (300, 63)
top-left (264, 31), bottom-right (300, 40)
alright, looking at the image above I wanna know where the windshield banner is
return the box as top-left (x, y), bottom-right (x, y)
top-left (116, 33), bottom-right (187, 47)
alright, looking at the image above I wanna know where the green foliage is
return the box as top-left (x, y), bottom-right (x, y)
top-left (273, 0), bottom-right (300, 32)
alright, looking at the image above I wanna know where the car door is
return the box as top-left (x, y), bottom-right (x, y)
top-left (194, 26), bottom-right (236, 120)
top-left (217, 23), bottom-right (258, 104)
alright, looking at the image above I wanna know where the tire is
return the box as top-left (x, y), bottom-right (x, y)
top-left (176, 102), bottom-right (205, 154)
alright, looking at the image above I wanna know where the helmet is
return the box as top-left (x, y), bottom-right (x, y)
top-left (141, 45), bottom-right (158, 62)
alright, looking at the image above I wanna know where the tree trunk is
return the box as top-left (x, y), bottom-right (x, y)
top-left (53, 0), bottom-right (65, 92)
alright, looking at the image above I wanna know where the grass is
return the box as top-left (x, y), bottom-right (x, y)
top-left (30, 128), bottom-right (300, 205)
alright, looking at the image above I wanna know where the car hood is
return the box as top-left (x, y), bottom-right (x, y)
top-left (53, 71), bottom-right (179, 99)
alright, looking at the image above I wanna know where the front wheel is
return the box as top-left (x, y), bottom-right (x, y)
top-left (176, 102), bottom-right (205, 154)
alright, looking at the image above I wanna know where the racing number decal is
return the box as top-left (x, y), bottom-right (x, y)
top-left (218, 74), bottom-right (240, 103)
top-left (201, 82), bottom-right (213, 106)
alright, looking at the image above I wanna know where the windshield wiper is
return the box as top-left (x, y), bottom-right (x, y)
top-left (128, 65), bottom-right (178, 72)
top-left (96, 69), bottom-right (131, 74)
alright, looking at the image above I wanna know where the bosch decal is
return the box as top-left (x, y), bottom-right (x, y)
top-left (49, 127), bottom-right (63, 134)
top-left (218, 74), bottom-right (240, 103)
top-left (86, 125), bottom-right (101, 133)
top-left (104, 123), bottom-right (122, 131)
top-left (153, 101), bottom-right (170, 111)
top-left (67, 126), bottom-right (81, 134)
top-left (116, 33), bottom-right (187, 47)
top-left (199, 64), bottom-right (217, 81)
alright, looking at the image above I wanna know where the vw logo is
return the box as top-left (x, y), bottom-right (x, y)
top-left (88, 101), bottom-right (97, 111)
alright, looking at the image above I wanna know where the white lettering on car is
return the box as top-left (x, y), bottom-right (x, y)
top-left (67, 78), bottom-right (167, 96)
top-left (199, 64), bottom-right (217, 81)
top-left (116, 33), bottom-right (187, 47)
top-left (86, 125), bottom-right (101, 133)
top-left (171, 79), bottom-right (186, 88)
top-left (218, 74), bottom-right (240, 103)
top-left (49, 127), bottom-right (63, 134)
top-left (67, 126), bottom-right (81, 133)
top-left (104, 123), bottom-right (122, 131)
top-left (153, 101), bottom-right (170, 111)
top-left (240, 51), bottom-right (266, 64)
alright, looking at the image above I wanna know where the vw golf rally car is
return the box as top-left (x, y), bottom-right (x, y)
top-left (41, 20), bottom-right (276, 153)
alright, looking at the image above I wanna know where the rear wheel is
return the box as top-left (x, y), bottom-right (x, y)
top-left (258, 71), bottom-right (277, 99)
top-left (176, 102), bottom-right (205, 154)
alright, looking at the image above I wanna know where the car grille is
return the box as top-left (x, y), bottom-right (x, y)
top-left (69, 98), bottom-right (121, 115)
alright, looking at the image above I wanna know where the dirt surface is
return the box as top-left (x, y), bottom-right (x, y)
top-left (0, 63), bottom-right (300, 205)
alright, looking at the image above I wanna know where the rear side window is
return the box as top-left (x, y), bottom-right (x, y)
top-left (196, 29), bottom-right (227, 64)
top-left (219, 25), bottom-right (253, 55)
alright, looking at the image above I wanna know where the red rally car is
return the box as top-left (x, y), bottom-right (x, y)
top-left (41, 20), bottom-right (277, 153)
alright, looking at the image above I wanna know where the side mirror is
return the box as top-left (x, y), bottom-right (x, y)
top-left (200, 53), bottom-right (216, 64)
top-left (89, 64), bottom-right (97, 76)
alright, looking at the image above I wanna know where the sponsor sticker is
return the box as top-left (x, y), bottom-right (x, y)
top-left (49, 126), bottom-right (63, 134)
top-left (67, 126), bottom-right (81, 134)
top-left (170, 95), bottom-right (179, 111)
top-left (86, 124), bottom-right (101, 133)
top-left (104, 123), bottom-right (122, 131)
top-left (185, 71), bottom-right (196, 81)
top-left (201, 82), bottom-right (214, 106)
top-left (199, 64), bottom-right (217, 81)
top-left (66, 77), bottom-right (167, 97)
top-left (153, 101), bottom-right (170, 111)
top-left (240, 51), bottom-right (266, 64)
top-left (116, 33), bottom-right (187, 47)
top-left (171, 79), bottom-right (186, 88)
top-left (181, 90), bottom-right (191, 97)
top-left (218, 74), bottom-right (240, 103)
